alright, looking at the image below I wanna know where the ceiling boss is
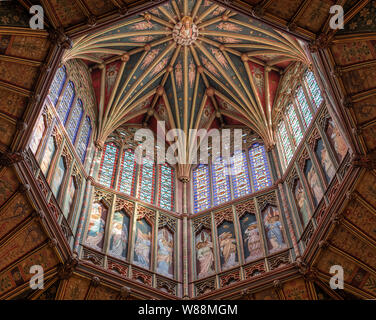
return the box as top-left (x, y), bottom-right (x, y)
top-left (173, 16), bottom-right (199, 46)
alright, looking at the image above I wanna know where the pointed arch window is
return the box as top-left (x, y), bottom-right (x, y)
top-left (249, 143), bottom-right (272, 191)
top-left (118, 148), bottom-right (137, 196)
top-left (193, 164), bottom-right (211, 213)
top-left (99, 142), bottom-right (119, 188)
top-left (295, 86), bottom-right (312, 127)
top-left (48, 66), bottom-right (66, 106)
top-left (305, 71), bottom-right (323, 108)
top-left (212, 157), bottom-right (231, 206)
top-left (76, 116), bottom-right (92, 163)
top-left (286, 103), bottom-right (303, 146)
top-left (66, 99), bottom-right (84, 144)
top-left (57, 81), bottom-right (75, 124)
top-left (137, 157), bottom-right (156, 204)
top-left (158, 164), bottom-right (175, 211)
top-left (278, 121), bottom-right (293, 165)
top-left (231, 150), bottom-right (251, 198)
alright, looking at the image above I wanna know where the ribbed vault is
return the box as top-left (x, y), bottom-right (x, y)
top-left (62, 0), bottom-right (310, 179)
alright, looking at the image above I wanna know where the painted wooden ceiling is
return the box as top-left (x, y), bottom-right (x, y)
top-left (63, 0), bottom-right (310, 149)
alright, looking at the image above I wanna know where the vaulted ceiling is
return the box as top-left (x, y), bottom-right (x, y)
top-left (62, 0), bottom-right (310, 152)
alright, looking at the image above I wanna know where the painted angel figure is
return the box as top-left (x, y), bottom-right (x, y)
top-left (196, 233), bottom-right (215, 278)
top-left (244, 223), bottom-right (263, 261)
top-left (157, 229), bottom-right (174, 277)
top-left (134, 228), bottom-right (151, 268)
top-left (219, 231), bottom-right (237, 269)
top-left (264, 207), bottom-right (285, 253)
top-left (109, 222), bottom-right (128, 258)
top-left (86, 205), bottom-right (106, 250)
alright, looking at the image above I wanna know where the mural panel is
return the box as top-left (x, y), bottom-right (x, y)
top-left (326, 119), bottom-right (348, 162)
top-left (156, 228), bottom-right (174, 278)
top-left (50, 156), bottom-right (66, 198)
top-left (240, 212), bottom-right (263, 262)
top-left (40, 135), bottom-right (56, 176)
top-left (262, 206), bottom-right (287, 254)
top-left (195, 229), bottom-right (215, 279)
top-left (217, 221), bottom-right (238, 270)
top-left (293, 179), bottom-right (310, 227)
top-left (108, 210), bottom-right (129, 259)
top-left (86, 202), bottom-right (108, 251)
top-left (133, 218), bottom-right (152, 269)
top-left (304, 159), bottom-right (323, 206)
top-left (315, 139), bottom-right (335, 183)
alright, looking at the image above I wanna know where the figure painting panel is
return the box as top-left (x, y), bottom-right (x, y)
top-left (40, 135), bottom-right (56, 176)
top-left (195, 229), bottom-right (215, 279)
top-left (293, 179), bottom-right (310, 227)
top-left (109, 210), bottom-right (129, 259)
top-left (304, 159), bottom-right (323, 206)
top-left (30, 115), bottom-right (45, 154)
top-left (217, 221), bottom-right (238, 270)
top-left (133, 219), bottom-right (152, 269)
top-left (326, 119), bottom-right (348, 162)
top-left (86, 202), bottom-right (108, 251)
top-left (157, 228), bottom-right (174, 278)
top-left (51, 156), bottom-right (66, 198)
top-left (262, 206), bottom-right (287, 254)
top-left (63, 177), bottom-right (76, 219)
top-left (315, 139), bottom-right (336, 183)
top-left (240, 212), bottom-right (263, 262)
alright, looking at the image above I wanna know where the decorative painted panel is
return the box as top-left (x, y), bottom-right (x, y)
top-left (156, 228), bottom-right (174, 278)
top-left (40, 135), bottom-right (56, 176)
top-left (195, 229), bottom-right (215, 279)
top-left (240, 212), bottom-right (263, 262)
top-left (51, 156), bottom-right (66, 198)
top-left (305, 71), bottom-right (323, 108)
top-left (293, 179), bottom-right (310, 227)
top-left (118, 149), bottom-right (137, 196)
top-left (304, 159), bottom-right (324, 206)
top-left (212, 157), bottom-right (231, 206)
top-left (137, 157), bottom-right (156, 204)
top-left (108, 210), bottom-right (130, 259)
top-left (99, 142), bottom-right (119, 188)
top-left (30, 114), bottom-right (46, 154)
top-left (231, 150), bottom-right (251, 198)
top-left (218, 221), bottom-right (238, 270)
top-left (63, 176), bottom-right (76, 219)
top-left (48, 66), bottom-right (66, 106)
top-left (133, 218), bottom-right (152, 269)
top-left (326, 118), bottom-right (348, 162)
top-left (158, 164), bottom-right (175, 211)
top-left (57, 81), bottom-right (75, 124)
top-left (192, 164), bottom-right (211, 213)
top-left (86, 202), bottom-right (108, 251)
top-left (315, 139), bottom-right (336, 183)
top-left (66, 98), bottom-right (83, 144)
top-left (262, 206), bottom-right (287, 254)
top-left (296, 86), bottom-right (313, 127)
top-left (249, 143), bottom-right (272, 191)
top-left (76, 116), bottom-right (91, 163)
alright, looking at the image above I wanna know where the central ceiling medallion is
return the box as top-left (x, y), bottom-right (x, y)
top-left (172, 16), bottom-right (198, 46)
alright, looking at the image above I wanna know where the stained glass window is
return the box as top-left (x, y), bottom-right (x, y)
top-left (212, 157), bottom-right (231, 206)
top-left (118, 149), bottom-right (137, 196)
top-left (278, 121), bottom-right (293, 165)
top-left (66, 99), bottom-right (84, 144)
top-left (192, 164), bottom-right (211, 213)
top-left (249, 143), bottom-right (272, 191)
top-left (296, 86), bottom-right (313, 127)
top-left (231, 150), bottom-right (251, 198)
top-left (305, 71), bottom-right (323, 108)
top-left (76, 116), bottom-right (91, 163)
top-left (286, 104), bottom-right (303, 146)
top-left (158, 164), bottom-right (175, 211)
top-left (99, 142), bottom-right (119, 188)
top-left (48, 66), bottom-right (66, 106)
top-left (137, 157), bottom-right (156, 204)
top-left (57, 81), bottom-right (75, 124)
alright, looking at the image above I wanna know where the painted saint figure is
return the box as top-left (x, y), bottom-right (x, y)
top-left (196, 230), bottom-right (215, 278)
top-left (86, 203), bottom-right (107, 251)
top-left (134, 221), bottom-right (151, 269)
top-left (157, 228), bottom-right (174, 277)
top-left (263, 207), bottom-right (286, 253)
top-left (327, 119), bottom-right (348, 161)
top-left (244, 222), bottom-right (263, 262)
top-left (307, 164), bottom-right (323, 204)
top-left (218, 231), bottom-right (237, 270)
top-left (109, 211), bottom-right (129, 259)
top-left (294, 180), bottom-right (310, 226)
